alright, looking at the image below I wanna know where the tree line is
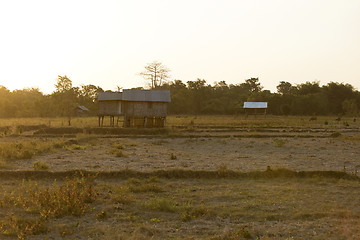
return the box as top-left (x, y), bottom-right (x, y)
top-left (0, 76), bottom-right (103, 120)
top-left (0, 76), bottom-right (359, 118)
top-left (161, 79), bottom-right (359, 116)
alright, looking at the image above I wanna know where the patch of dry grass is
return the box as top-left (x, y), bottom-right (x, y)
top-left (33, 160), bottom-right (50, 170)
top-left (0, 175), bottom-right (97, 239)
top-left (167, 115), bottom-right (360, 128)
top-left (0, 115), bottom-right (359, 131)
top-left (0, 139), bottom-right (66, 161)
top-left (2, 174), bottom-right (358, 239)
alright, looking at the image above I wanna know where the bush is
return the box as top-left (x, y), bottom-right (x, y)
top-left (0, 175), bottom-right (97, 239)
top-left (33, 161), bottom-right (49, 170)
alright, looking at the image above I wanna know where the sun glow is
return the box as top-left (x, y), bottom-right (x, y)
top-left (1, 0), bottom-right (359, 93)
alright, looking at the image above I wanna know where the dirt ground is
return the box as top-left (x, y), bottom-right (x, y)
top-left (1, 125), bottom-right (360, 239)
top-left (6, 133), bottom-right (360, 174)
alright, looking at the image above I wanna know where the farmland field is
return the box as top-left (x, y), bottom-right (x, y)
top-left (0, 115), bottom-right (360, 239)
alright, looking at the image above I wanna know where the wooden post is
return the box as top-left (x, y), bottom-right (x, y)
top-left (144, 117), bottom-right (148, 128)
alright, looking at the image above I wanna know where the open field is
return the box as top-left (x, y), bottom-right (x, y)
top-left (1, 175), bottom-right (360, 239)
top-left (0, 115), bottom-right (359, 129)
top-left (0, 115), bottom-right (360, 239)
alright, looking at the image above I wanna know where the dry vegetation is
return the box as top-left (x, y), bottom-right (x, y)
top-left (1, 175), bottom-right (360, 239)
top-left (0, 115), bottom-right (360, 239)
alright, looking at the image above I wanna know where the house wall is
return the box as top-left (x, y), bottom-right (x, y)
top-left (98, 101), bottom-right (122, 116)
top-left (123, 101), bottom-right (167, 117)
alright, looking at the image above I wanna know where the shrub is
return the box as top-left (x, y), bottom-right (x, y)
top-left (18, 176), bottom-right (97, 218)
top-left (0, 175), bottom-right (97, 239)
top-left (0, 216), bottom-right (48, 238)
top-left (0, 139), bottom-right (66, 160)
top-left (33, 161), bottom-right (49, 170)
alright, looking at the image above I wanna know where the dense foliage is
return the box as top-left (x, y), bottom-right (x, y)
top-left (0, 76), bottom-right (359, 117)
top-left (0, 76), bottom-right (103, 119)
top-left (161, 79), bottom-right (359, 116)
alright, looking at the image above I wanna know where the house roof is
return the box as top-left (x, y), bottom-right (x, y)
top-left (243, 102), bottom-right (268, 108)
top-left (98, 92), bottom-right (122, 101)
top-left (98, 89), bottom-right (171, 102)
top-left (122, 89), bottom-right (171, 102)
top-left (76, 105), bottom-right (89, 111)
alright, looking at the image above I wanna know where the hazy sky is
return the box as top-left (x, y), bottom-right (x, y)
top-left (1, 0), bottom-right (359, 93)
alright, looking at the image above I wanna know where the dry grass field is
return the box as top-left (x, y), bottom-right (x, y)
top-left (0, 115), bottom-right (360, 239)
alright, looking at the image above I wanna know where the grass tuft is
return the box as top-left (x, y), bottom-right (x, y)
top-left (33, 160), bottom-right (50, 171)
top-left (109, 141), bottom-right (128, 157)
top-left (126, 177), bottom-right (163, 193)
top-left (329, 131), bottom-right (342, 138)
top-left (144, 197), bottom-right (178, 212)
top-left (273, 138), bottom-right (286, 147)
top-left (110, 185), bottom-right (135, 204)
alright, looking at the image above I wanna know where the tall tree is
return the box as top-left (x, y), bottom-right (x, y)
top-left (53, 75), bottom-right (79, 126)
top-left (55, 75), bottom-right (73, 93)
top-left (297, 81), bottom-right (321, 95)
top-left (140, 61), bottom-right (170, 89)
top-left (78, 84), bottom-right (103, 113)
top-left (277, 81), bottom-right (297, 95)
top-left (241, 78), bottom-right (263, 93)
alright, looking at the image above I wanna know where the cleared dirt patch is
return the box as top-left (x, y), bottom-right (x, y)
top-left (3, 135), bottom-right (359, 174)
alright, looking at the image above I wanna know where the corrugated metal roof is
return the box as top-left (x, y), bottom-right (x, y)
top-left (76, 105), bottom-right (89, 111)
top-left (98, 92), bottom-right (122, 101)
top-left (122, 89), bottom-right (171, 102)
top-left (243, 102), bottom-right (268, 108)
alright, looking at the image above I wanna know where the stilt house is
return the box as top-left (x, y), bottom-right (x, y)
top-left (98, 89), bottom-right (171, 127)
